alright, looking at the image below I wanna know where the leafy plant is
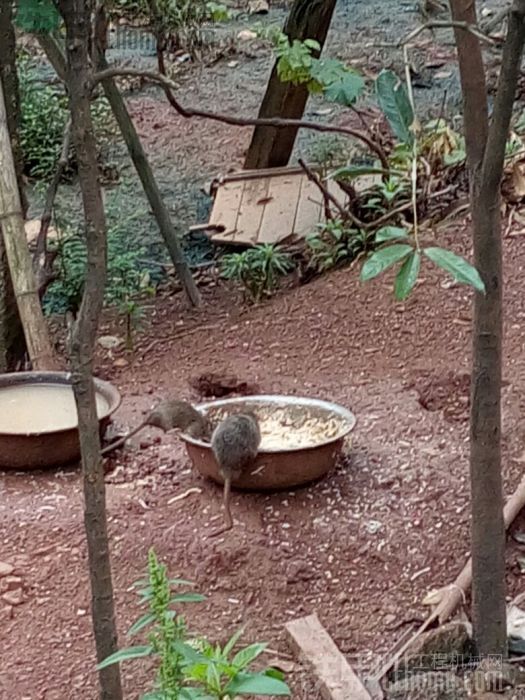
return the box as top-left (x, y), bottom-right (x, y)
top-left (263, 28), bottom-right (364, 106)
top-left (43, 190), bottom-right (156, 317)
top-left (99, 549), bottom-right (290, 699)
top-left (17, 52), bottom-right (115, 179)
top-left (360, 229), bottom-right (486, 301)
top-left (306, 219), bottom-right (370, 272)
top-left (221, 244), bottom-right (294, 302)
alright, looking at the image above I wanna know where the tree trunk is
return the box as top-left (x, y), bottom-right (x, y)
top-left (0, 79), bottom-right (58, 371)
top-left (244, 0), bottom-right (337, 169)
top-left (38, 28), bottom-right (201, 307)
top-left (57, 1), bottom-right (123, 698)
top-left (0, 0), bottom-right (27, 216)
top-left (0, 0), bottom-right (26, 370)
top-left (451, 0), bottom-right (525, 656)
top-left (94, 57), bottom-right (201, 306)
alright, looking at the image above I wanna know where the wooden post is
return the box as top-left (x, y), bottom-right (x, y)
top-left (0, 79), bottom-right (58, 370)
top-left (244, 0), bottom-right (337, 169)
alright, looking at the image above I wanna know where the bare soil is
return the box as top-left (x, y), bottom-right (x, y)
top-left (5, 1), bottom-right (525, 698)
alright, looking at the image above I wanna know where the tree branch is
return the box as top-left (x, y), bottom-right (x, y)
top-left (90, 67), bottom-right (390, 169)
top-left (481, 0), bottom-right (525, 196)
top-left (34, 118), bottom-right (71, 267)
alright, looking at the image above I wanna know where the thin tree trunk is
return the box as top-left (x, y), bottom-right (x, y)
top-left (39, 29), bottom-right (201, 308)
top-left (244, 0), bottom-right (337, 169)
top-left (0, 79), bottom-right (58, 371)
top-left (57, 1), bottom-right (123, 698)
top-left (0, 0), bottom-right (26, 369)
top-left (450, 0), bottom-right (525, 656)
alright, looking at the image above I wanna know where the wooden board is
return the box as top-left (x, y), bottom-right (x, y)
top-left (286, 613), bottom-right (372, 700)
top-left (258, 174), bottom-right (301, 244)
top-left (207, 166), bottom-right (378, 246)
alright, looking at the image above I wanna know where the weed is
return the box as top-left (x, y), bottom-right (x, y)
top-left (306, 219), bottom-right (370, 272)
top-left (221, 244), bottom-right (294, 302)
top-left (99, 549), bottom-right (291, 698)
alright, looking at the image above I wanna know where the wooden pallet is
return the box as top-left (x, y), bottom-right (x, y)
top-left (206, 166), bottom-right (377, 246)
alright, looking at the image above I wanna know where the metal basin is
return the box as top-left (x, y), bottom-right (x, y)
top-left (181, 395), bottom-right (356, 491)
top-left (0, 371), bottom-right (121, 470)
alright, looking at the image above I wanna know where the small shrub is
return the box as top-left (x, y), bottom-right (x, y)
top-left (306, 219), bottom-right (371, 272)
top-left (221, 244), bottom-right (294, 302)
top-left (99, 549), bottom-right (291, 699)
top-left (43, 190), bottom-right (156, 318)
top-left (18, 52), bottom-right (115, 179)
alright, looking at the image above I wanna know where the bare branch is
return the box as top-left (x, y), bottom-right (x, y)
top-left (90, 67), bottom-right (390, 169)
top-left (34, 118), bottom-right (71, 266)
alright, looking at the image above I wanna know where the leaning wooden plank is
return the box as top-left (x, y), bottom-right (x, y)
top-left (236, 177), bottom-right (269, 242)
top-left (209, 179), bottom-right (245, 240)
top-left (286, 613), bottom-right (372, 700)
top-left (258, 174), bottom-right (301, 244)
top-left (294, 176), bottom-right (323, 238)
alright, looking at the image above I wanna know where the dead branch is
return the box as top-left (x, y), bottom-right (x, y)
top-left (298, 158), bottom-right (352, 223)
top-left (90, 67), bottom-right (390, 170)
top-left (33, 117), bottom-right (71, 296)
top-left (482, 6), bottom-right (511, 35)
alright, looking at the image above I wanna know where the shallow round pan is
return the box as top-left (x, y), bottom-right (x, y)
top-left (0, 371), bottom-right (121, 470)
top-left (180, 395), bottom-right (356, 491)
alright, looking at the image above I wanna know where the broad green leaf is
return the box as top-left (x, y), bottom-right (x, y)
top-left (232, 642), bottom-right (267, 670)
top-left (142, 693), bottom-right (165, 700)
top-left (330, 164), bottom-right (387, 180)
top-left (375, 70), bottom-right (415, 145)
top-left (170, 593), bottom-right (206, 604)
top-left (324, 73), bottom-right (365, 106)
top-left (226, 672), bottom-right (291, 695)
top-left (375, 226), bottom-right (409, 243)
top-left (423, 247), bottom-right (486, 293)
top-left (15, 0), bottom-right (61, 32)
top-left (127, 612), bottom-right (156, 637)
top-left (172, 641), bottom-right (208, 665)
top-left (304, 38), bottom-right (321, 51)
top-left (310, 58), bottom-right (348, 85)
top-left (360, 244), bottom-right (413, 282)
top-left (97, 645), bottom-right (153, 670)
top-left (395, 250), bottom-right (421, 300)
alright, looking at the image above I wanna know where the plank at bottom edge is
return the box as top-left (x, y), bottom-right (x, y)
top-left (285, 613), bottom-right (372, 700)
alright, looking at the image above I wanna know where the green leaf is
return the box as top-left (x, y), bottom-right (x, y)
top-left (97, 645), bottom-right (153, 670)
top-left (232, 643), bottom-right (267, 670)
top-left (304, 38), bottom-right (321, 51)
top-left (360, 244), bottom-right (413, 282)
top-left (170, 593), bottom-right (206, 604)
top-left (226, 672), bottom-right (291, 695)
top-left (15, 0), bottom-right (61, 32)
top-left (330, 164), bottom-right (387, 180)
top-left (423, 247), bottom-right (486, 293)
top-left (375, 226), bottom-right (409, 243)
top-left (223, 626), bottom-right (246, 658)
top-left (127, 612), bottom-right (156, 637)
top-left (172, 641), bottom-right (208, 665)
top-left (324, 72), bottom-right (365, 106)
top-left (375, 70), bottom-right (415, 144)
top-left (395, 250), bottom-right (421, 300)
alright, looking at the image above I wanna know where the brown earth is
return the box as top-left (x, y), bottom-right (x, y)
top-left (3, 220), bottom-right (525, 698)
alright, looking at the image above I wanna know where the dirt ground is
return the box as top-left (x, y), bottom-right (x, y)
top-left (4, 1), bottom-right (525, 698)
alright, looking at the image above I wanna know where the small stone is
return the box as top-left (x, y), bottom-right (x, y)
top-left (249, 0), bottom-right (269, 13)
top-left (400, 622), bottom-right (472, 673)
top-left (77, 608), bottom-right (87, 617)
top-left (237, 29), bottom-right (257, 41)
top-left (0, 605), bottom-right (13, 620)
top-left (3, 589), bottom-right (23, 606)
top-left (0, 562), bottom-right (14, 578)
top-left (1, 575), bottom-right (22, 592)
top-left (98, 335), bottom-right (122, 349)
top-left (113, 358), bottom-right (129, 368)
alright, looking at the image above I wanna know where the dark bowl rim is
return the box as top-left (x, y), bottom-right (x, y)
top-left (180, 394), bottom-right (356, 454)
top-left (0, 371), bottom-right (121, 436)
